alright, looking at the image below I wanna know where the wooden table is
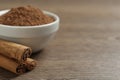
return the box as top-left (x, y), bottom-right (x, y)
top-left (1, 0), bottom-right (120, 80)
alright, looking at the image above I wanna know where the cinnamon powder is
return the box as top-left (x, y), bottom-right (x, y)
top-left (0, 5), bottom-right (54, 26)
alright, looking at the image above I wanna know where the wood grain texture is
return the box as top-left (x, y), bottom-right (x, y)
top-left (1, 0), bottom-right (120, 80)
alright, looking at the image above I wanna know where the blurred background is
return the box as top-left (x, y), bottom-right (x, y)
top-left (1, 0), bottom-right (120, 25)
top-left (1, 0), bottom-right (120, 27)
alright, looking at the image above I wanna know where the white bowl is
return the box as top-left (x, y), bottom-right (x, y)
top-left (0, 10), bottom-right (60, 52)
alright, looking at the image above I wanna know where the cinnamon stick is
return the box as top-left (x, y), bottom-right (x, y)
top-left (24, 58), bottom-right (37, 71)
top-left (0, 39), bottom-right (32, 62)
top-left (0, 54), bottom-right (26, 74)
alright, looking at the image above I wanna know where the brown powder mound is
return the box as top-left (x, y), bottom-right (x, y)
top-left (0, 5), bottom-right (54, 26)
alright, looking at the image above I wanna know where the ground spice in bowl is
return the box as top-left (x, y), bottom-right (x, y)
top-left (0, 5), bottom-right (54, 26)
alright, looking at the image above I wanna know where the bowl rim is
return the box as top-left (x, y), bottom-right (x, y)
top-left (0, 9), bottom-right (60, 28)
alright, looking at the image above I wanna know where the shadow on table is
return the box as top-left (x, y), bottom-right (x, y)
top-left (0, 68), bottom-right (18, 80)
top-left (31, 49), bottom-right (45, 59)
top-left (0, 49), bottom-right (44, 80)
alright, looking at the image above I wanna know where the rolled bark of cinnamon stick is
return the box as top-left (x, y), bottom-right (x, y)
top-left (0, 39), bottom-right (32, 62)
top-left (0, 54), bottom-right (26, 74)
top-left (24, 58), bottom-right (37, 71)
